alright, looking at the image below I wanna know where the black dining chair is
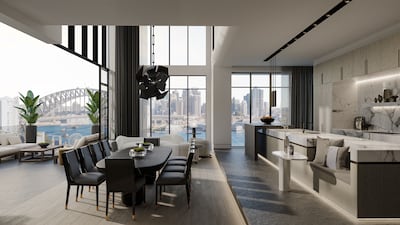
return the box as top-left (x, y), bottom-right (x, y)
top-left (62, 150), bottom-right (106, 210)
top-left (166, 145), bottom-right (195, 166)
top-left (105, 158), bottom-right (146, 220)
top-left (77, 145), bottom-right (100, 173)
top-left (155, 148), bottom-right (195, 207)
top-left (77, 145), bottom-right (103, 197)
top-left (89, 142), bottom-right (104, 164)
top-left (100, 140), bottom-right (112, 157)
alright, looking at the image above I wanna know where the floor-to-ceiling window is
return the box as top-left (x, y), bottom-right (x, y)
top-left (143, 25), bottom-right (208, 141)
top-left (0, 23), bottom-right (108, 145)
top-left (151, 75), bottom-right (206, 141)
top-left (231, 72), bottom-right (291, 146)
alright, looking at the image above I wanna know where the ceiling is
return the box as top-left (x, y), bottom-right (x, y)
top-left (1, 0), bottom-right (400, 66)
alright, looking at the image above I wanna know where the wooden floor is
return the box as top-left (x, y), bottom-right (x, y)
top-left (0, 154), bottom-right (246, 225)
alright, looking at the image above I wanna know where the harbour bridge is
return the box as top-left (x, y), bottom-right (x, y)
top-left (37, 88), bottom-right (101, 125)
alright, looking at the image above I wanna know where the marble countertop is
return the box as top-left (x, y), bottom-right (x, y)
top-left (266, 128), bottom-right (400, 162)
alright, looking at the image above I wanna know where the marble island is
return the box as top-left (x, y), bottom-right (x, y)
top-left (267, 128), bottom-right (400, 162)
top-left (261, 128), bottom-right (400, 219)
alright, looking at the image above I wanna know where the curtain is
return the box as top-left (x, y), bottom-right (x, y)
top-left (291, 66), bottom-right (313, 129)
top-left (115, 26), bottom-right (140, 136)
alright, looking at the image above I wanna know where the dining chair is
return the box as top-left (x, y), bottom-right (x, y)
top-left (77, 145), bottom-right (100, 173)
top-left (100, 139), bottom-right (112, 157)
top-left (61, 150), bottom-right (106, 210)
top-left (105, 158), bottom-right (146, 220)
top-left (89, 142), bottom-right (104, 164)
top-left (167, 143), bottom-right (196, 166)
top-left (155, 148), bottom-right (195, 207)
top-left (77, 145), bottom-right (103, 197)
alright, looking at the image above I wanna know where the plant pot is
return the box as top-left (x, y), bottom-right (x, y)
top-left (91, 124), bottom-right (100, 134)
top-left (26, 125), bottom-right (37, 143)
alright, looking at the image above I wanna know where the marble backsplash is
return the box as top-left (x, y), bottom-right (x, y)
top-left (358, 77), bottom-right (400, 132)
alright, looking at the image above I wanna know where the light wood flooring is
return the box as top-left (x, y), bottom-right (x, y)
top-left (0, 153), bottom-right (246, 225)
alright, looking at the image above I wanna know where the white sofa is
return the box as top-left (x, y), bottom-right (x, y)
top-left (114, 136), bottom-right (144, 150)
top-left (159, 134), bottom-right (190, 157)
top-left (0, 133), bottom-right (38, 162)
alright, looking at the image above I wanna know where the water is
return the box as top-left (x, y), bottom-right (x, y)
top-left (37, 124), bottom-right (91, 145)
top-left (232, 131), bottom-right (245, 146)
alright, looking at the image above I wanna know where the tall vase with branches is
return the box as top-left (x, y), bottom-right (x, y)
top-left (15, 90), bottom-right (42, 143)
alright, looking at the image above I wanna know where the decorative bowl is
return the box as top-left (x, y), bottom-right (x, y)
top-left (38, 142), bottom-right (50, 148)
top-left (260, 117), bottom-right (274, 124)
top-left (133, 146), bottom-right (145, 152)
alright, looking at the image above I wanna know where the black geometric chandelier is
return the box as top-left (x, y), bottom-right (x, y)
top-left (136, 65), bottom-right (169, 100)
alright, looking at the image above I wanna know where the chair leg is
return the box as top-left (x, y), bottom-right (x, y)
top-left (185, 183), bottom-right (190, 208)
top-left (155, 184), bottom-right (158, 205)
top-left (76, 185), bottom-right (79, 202)
top-left (112, 192), bottom-right (115, 208)
top-left (131, 191), bottom-right (136, 220)
top-left (96, 185), bottom-right (99, 211)
top-left (143, 185), bottom-right (146, 203)
top-left (105, 191), bottom-right (109, 220)
top-left (65, 184), bottom-right (70, 209)
top-left (80, 184), bottom-right (84, 198)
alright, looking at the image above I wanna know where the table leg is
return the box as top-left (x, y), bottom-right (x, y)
top-left (278, 158), bottom-right (291, 191)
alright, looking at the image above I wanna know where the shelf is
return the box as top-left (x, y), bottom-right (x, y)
top-left (369, 102), bottom-right (400, 107)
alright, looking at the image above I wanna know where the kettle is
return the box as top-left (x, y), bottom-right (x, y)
top-left (354, 116), bottom-right (366, 130)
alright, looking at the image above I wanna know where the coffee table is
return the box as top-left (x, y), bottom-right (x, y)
top-left (19, 145), bottom-right (63, 162)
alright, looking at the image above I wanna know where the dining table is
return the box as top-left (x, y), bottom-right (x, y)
top-left (96, 146), bottom-right (172, 206)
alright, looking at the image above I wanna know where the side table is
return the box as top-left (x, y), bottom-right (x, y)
top-left (272, 151), bottom-right (307, 191)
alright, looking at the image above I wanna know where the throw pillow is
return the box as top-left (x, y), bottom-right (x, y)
top-left (73, 136), bottom-right (87, 149)
top-left (0, 134), bottom-right (10, 145)
top-left (8, 135), bottom-right (22, 145)
top-left (326, 146), bottom-right (339, 169)
top-left (337, 146), bottom-right (350, 169)
top-left (313, 137), bottom-right (344, 164)
top-left (325, 146), bottom-right (350, 170)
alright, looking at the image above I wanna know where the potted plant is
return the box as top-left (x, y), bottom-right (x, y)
top-left (85, 89), bottom-right (100, 134)
top-left (15, 90), bottom-right (42, 143)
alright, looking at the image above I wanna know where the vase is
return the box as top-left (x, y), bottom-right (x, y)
top-left (91, 124), bottom-right (100, 134)
top-left (25, 125), bottom-right (37, 143)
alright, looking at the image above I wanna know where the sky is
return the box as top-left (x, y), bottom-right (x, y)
top-left (0, 23), bottom-right (98, 98)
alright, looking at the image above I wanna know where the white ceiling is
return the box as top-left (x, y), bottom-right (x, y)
top-left (1, 0), bottom-right (400, 66)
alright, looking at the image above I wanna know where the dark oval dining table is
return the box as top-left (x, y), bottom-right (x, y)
top-left (96, 146), bottom-right (172, 206)
top-left (96, 146), bottom-right (172, 172)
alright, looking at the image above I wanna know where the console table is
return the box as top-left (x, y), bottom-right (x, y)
top-left (272, 151), bottom-right (307, 191)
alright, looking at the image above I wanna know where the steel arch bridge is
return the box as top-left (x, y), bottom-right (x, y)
top-left (39, 88), bottom-right (98, 116)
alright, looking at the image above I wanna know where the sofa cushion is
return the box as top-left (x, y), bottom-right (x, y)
top-left (8, 135), bottom-right (22, 145)
top-left (313, 137), bottom-right (344, 164)
top-left (115, 136), bottom-right (144, 150)
top-left (0, 134), bottom-right (10, 145)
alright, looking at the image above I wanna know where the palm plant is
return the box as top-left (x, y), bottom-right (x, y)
top-left (85, 89), bottom-right (100, 124)
top-left (15, 90), bottom-right (42, 125)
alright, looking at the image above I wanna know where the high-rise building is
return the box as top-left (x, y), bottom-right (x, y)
top-left (0, 97), bottom-right (19, 129)
top-left (190, 90), bottom-right (201, 116)
top-left (251, 88), bottom-right (264, 118)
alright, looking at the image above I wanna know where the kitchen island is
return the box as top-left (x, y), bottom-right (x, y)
top-left (264, 128), bottom-right (400, 219)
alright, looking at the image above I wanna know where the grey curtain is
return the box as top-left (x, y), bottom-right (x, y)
top-left (291, 66), bottom-right (313, 129)
top-left (115, 26), bottom-right (140, 136)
